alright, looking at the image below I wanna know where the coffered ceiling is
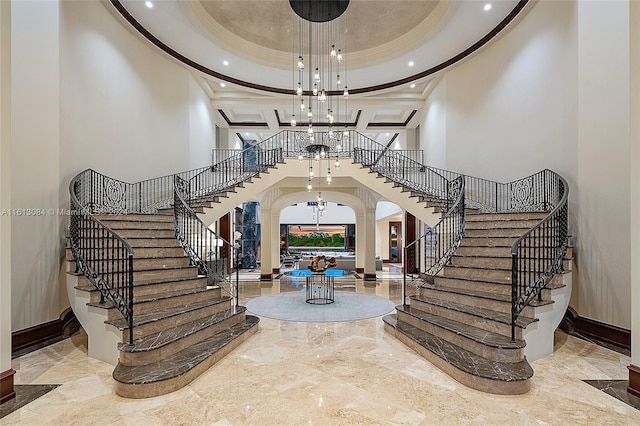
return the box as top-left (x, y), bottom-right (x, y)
top-left (109, 0), bottom-right (531, 141)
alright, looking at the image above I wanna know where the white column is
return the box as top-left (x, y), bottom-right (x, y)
top-left (355, 211), bottom-right (364, 272)
top-left (259, 203), bottom-right (273, 280)
top-left (363, 207), bottom-right (377, 280)
top-left (0, 0), bottom-right (14, 402)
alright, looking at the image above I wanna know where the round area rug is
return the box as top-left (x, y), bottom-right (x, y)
top-left (245, 291), bottom-right (396, 322)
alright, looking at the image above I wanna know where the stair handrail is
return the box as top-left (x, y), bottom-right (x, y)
top-left (173, 175), bottom-right (238, 307)
top-left (402, 175), bottom-right (466, 305)
top-left (68, 169), bottom-right (135, 345)
top-left (509, 169), bottom-right (569, 342)
top-left (184, 143), bottom-right (284, 200)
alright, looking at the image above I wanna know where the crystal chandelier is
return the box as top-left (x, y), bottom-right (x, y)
top-left (290, 1), bottom-right (350, 226)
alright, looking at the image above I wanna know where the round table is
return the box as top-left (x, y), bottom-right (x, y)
top-left (284, 269), bottom-right (355, 305)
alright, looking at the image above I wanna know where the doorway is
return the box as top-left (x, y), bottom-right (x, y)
top-left (389, 222), bottom-right (402, 263)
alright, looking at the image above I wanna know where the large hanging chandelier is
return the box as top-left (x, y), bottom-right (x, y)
top-left (290, 0), bottom-right (350, 227)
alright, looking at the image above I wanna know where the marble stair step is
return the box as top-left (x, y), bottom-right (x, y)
top-left (382, 315), bottom-right (532, 395)
top-left (96, 219), bottom-right (175, 230)
top-left (118, 306), bottom-right (247, 366)
top-left (451, 255), bottom-right (513, 269)
top-left (132, 287), bottom-right (221, 317)
top-left (433, 275), bottom-right (564, 298)
top-left (459, 236), bottom-right (518, 247)
top-left (68, 246), bottom-right (186, 259)
top-left (94, 214), bottom-right (173, 223)
top-left (409, 295), bottom-right (537, 339)
top-left (395, 305), bottom-right (526, 363)
top-left (74, 265), bottom-right (198, 284)
top-left (87, 286), bottom-right (220, 319)
top-left (76, 275), bottom-right (208, 298)
top-left (418, 283), bottom-right (549, 317)
top-left (113, 315), bottom-right (260, 398)
top-left (111, 228), bottom-right (176, 238)
top-left (455, 245), bottom-right (572, 258)
top-left (442, 265), bottom-right (512, 283)
top-left (464, 227), bottom-right (535, 238)
top-left (85, 236), bottom-right (181, 248)
top-left (465, 212), bottom-right (548, 222)
top-left (465, 219), bottom-right (543, 230)
top-left (106, 296), bottom-right (233, 340)
top-left (71, 255), bottom-right (190, 271)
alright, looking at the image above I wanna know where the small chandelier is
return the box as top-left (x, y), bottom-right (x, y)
top-left (296, 131), bottom-right (342, 227)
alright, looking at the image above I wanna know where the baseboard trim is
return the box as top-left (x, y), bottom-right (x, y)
top-left (356, 268), bottom-right (364, 273)
top-left (364, 273), bottom-right (376, 281)
top-left (0, 369), bottom-right (16, 404)
top-left (260, 274), bottom-right (273, 281)
top-left (573, 314), bottom-right (630, 350)
top-left (11, 308), bottom-right (79, 356)
top-left (628, 365), bottom-right (640, 398)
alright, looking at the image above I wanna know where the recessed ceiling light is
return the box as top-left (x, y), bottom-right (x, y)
top-left (220, 83), bottom-right (226, 87)
top-left (223, 60), bottom-right (229, 66)
top-left (145, 1), bottom-right (153, 8)
top-left (245, 133), bottom-right (250, 136)
top-left (410, 83), bottom-right (416, 88)
top-left (484, 4), bottom-right (492, 11)
top-left (408, 61), bottom-right (415, 67)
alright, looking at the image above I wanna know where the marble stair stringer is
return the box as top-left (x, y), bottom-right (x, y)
top-left (197, 159), bottom-right (444, 227)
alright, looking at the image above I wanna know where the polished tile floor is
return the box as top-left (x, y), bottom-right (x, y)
top-left (3, 275), bottom-right (640, 425)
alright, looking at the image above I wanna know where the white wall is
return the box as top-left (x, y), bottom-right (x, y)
top-left (0, 0), bottom-right (12, 374)
top-left (421, 77), bottom-right (447, 169)
top-left (9, 1), bottom-right (216, 332)
top-left (188, 77), bottom-right (215, 169)
top-left (575, 0), bottom-right (630, 327)
top-left (11, 1), bottom-right (62, 331)
top-left (421, 0), bottom-right (633, 329)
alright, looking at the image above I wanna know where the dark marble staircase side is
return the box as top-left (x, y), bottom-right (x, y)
top-left (384, 211), bottom-right (571, 395)
top-left (69, 213), bottom-right (259, 399)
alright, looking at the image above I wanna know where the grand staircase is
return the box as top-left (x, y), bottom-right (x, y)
top-left (67, 130), bottom-right (570, 398)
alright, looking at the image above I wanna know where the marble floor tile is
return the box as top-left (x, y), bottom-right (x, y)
top-left (3, 278), bottom-right (640, 425)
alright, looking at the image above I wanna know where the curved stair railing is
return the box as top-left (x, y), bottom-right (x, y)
top-left (68, 166), bottom-right (233, 346)
top-left (174, 176), bottom-right (238, 307)
top-left (69, 170), bottom-right (136, 345)
top-left (510, 170), bottom-right (568, 341)
top-left (411, 167), bottom-right (569, 342)
top-left (401, 175), bottom-right (466, 304)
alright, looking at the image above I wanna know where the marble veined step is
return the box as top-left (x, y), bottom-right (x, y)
top-left (419, 283), bottom-right (551, 317)
top-left (118, 306), bottom-right (246, 366)
top-left (396, 305), bottom-right (525, 363)
top-left (113, 315), bottom-right (259, 398)
top-left (465, 212), bottom-right (548, 222)
top-left (383, 315), bottom-right (532, 395)
top-left (409, 294), bottom-right (536, 339)
top-left (106, 296), bottom-right (232, 340)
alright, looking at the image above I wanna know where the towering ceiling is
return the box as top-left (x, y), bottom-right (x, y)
top-left (111, 0), bottom-right (530, 138)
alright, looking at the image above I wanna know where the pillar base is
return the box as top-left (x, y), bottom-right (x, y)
top-left (0, 369), bottom-right (15, 404)
top-left (364, 273), bottom-right (377, 281)
top-left (628, 364), bottom-right (640, 398)
top-left (260, 273), bottom-right (273, 281)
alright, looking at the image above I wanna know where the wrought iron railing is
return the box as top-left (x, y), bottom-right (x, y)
top-left (185, 145), bottom-right (283, 199)
top-left (68, 172), bottom-right (135, 345)
top-left (353, 147), bottom-right (451, 208)
top-left (510, 170), bottom-right (568, 341)
top-left (426, 166), bottom-right (556, 213)
top-left (174, 176), bottom-right (238, 307)
top-left (409, 167), bottom-right (569, 341)
top-left (401, 176), bottom-right (466, 304)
